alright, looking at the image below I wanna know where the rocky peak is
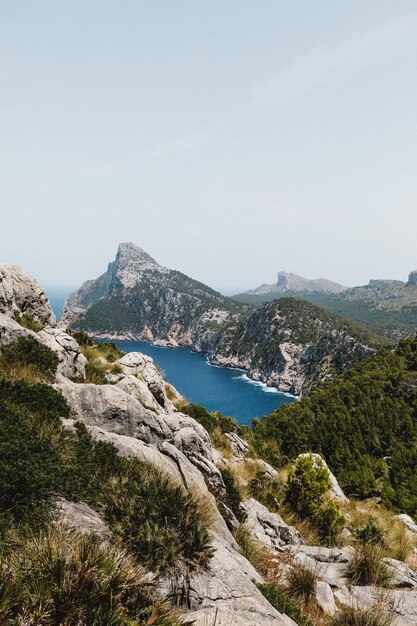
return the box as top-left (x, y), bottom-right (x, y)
top-left (114, 242), bottom-right (160, 269)
top-left (408, 270), bottom-right (417, 286)
top-left (107, 243), bottom-right (164, 290)
top-left (0, 263), bottom-right (55, 326)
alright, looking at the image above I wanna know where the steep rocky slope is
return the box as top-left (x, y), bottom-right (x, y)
top-left (63, 243), bottom-right (386, 396)
top-left (3, 264), bottom-right (417, 625)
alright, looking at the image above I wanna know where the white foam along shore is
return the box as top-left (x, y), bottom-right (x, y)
top-left (205, 357), bottom-right (297, 399)
top-left (235, 373), bottom-right (297, 398)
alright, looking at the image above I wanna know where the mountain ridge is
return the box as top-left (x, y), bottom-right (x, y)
top-left (62, 243), bottom-right (389, 396)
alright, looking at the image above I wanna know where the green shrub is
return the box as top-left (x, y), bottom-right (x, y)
top-left (257, 583), bottom-right (313, 626)
top-left (284, 455), bottom-right (344, 545)
top-left (285, 454), bottom-right (330, 518)
top-left (286, 564), bottom-right (317, 604)
top-left (12, 313), bottom-right (44, 332)
top-left (0, 526), bottom-right (181, 626)
top-left (220, 467), bottom-right (245, 523)
top-left (248, 469), bottom-right (282, 512)
top-left (0, 336), bottom-right (59, 382)
top-left (355, 519), bottom-right (386, 546)
top-left (102, 464), bottom-right (213, 579)
top-left (344, 543), bottom-right (391, 586)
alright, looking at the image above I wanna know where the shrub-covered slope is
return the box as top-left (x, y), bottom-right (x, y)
top-left (253, 336), bottom-right (417, 517)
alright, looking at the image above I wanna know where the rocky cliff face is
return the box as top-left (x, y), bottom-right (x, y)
top-left (62, 244), bottom-right (382, 396)
top-left (0, 263), bottom-right (55, 325)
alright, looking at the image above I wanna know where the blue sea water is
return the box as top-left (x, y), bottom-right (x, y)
top-left (47, 289), bottom-right (296, 425)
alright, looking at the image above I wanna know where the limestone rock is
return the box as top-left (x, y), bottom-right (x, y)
top-left (284, 544), bottom-right (352, 563)
top-left (297, 453), bottom-right (348, 502)
top-left (384, 557), bottom-right (417, 588)
top-left (0, 263), bottom-right (55, 325)
top-left (115, 351), bottom-right (182, 409)
top-left (37, 327), bottom-right (86, 380)
top-left (396, 513), bottom-right (417, 534)
top-left (0, 312), bottom-right (37, 347)
top-left (54, 498), bottom-right (111, 540)
top-left (315, 580), bottom-right (336, 616)
top-left (225, 432), bottom-right (249, 458)
top-left (56, 381), bottom-right (225, 499)
top-left (187, 536), bottom-right (298, 626)
top-left (242, 498), bottom-right (304, 549)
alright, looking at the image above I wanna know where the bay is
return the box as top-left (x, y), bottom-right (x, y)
top-left (47, 288), bottom-right (296, 425)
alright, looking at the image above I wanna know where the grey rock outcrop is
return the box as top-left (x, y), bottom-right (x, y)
top-left (248, 271), bottom-right (347, 296)
top-left (54, 498), bottom-right (111, 541)
top-left (38, 327), bottom-right (86, 380)
top-left (0, 263), bottom-right (55, 325)
top-left (0, 312), bottom-right (37, 348)
top-left (242, 498), bottom-right (304, 550)
top-left (56, 380), bottom-right (225, 499)
top-left (396, 513), bottom-right (417, 534)
top-left (187, 536), bottom-right (297, 626)
top-left (408, 271), bottom-right (417, 286)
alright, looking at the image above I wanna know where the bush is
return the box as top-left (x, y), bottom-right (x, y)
top-left (284, 454), bottom-right (344, 545)
top-left (285, 454), bottom-right (330, 518)
top-left (286, 564), bottom-right (317, 604)
top-left (0, 526), bottom-right (181, 626)
top-left (220, 467), bottom-right (245, 523)
top-left (344, 543), bottom-right (391, 586)
top-left (12, 313), bottom-right (44, 332)
top-left (257, 583), bottom-right (313, 626)
top-left (102, 463), bottom-right (213, 578)
top-left (0, 336), bottom-right (59, 382)
top-left (331, 606), bottom-right (392, 626)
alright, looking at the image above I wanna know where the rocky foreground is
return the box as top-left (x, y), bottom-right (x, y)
top-left (2, 263), bottom-right (417, 625)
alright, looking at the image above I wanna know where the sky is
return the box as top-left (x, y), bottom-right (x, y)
top-left (1, 1), bottom-right (417, 293)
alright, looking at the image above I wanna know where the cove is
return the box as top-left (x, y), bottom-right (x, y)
top-left (114, 339), bottom-right (296, 425)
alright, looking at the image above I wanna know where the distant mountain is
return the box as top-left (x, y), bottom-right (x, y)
top-left (244, 271), bottom-right (346, 296)
top-left (63, 243), bottom-right (388, 395)
top-left (233, 271), bottom-right (417, 339)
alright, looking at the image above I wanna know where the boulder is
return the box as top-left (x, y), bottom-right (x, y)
top-left (115, 352), bottom-right (182, 409)
top-left (315, 580), bottom-right (336, 616)
top-left (0, 312), bottom-right (37, 348)
top-left (396, 513), bottom-right (417, 534)
top-left (242, 498), bottom-right (304, 549)
top-left (54, 498), bottom-right (111, 541)
top-left (384, 557), bottom-right (417, 588)
top-left (0, 263), bottom-right (55, 325)
top-left (283, 544), bottom-right (352, 563)
top-left (225, 432), bottom-right (249, 458)
top-left (37, 327), bottom-right (86, 380)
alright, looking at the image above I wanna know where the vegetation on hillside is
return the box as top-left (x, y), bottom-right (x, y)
top-left (253, 336), bottom-right (417, 518)
top-left (0, 337), bottom-right (212, 622)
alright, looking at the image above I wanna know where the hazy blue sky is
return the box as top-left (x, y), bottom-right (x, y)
top-left (1, 1), bottom-right (417, 292)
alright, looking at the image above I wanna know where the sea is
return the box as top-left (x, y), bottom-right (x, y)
top-left (47, 287), bottom-right (296, 425)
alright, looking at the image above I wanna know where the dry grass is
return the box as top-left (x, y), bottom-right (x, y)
top-left (286, 564), bottom-right (317, 604)
top-left (234, 524), bottom-right (270, 574)
top-left (0, 359), bottom-right (49, 384)
top-left (211, 427), bottom-right (234, 459)
top-left (344, 543), bottom-right (391, 586)
top-left (331, 606), bottom-right (393, 626)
